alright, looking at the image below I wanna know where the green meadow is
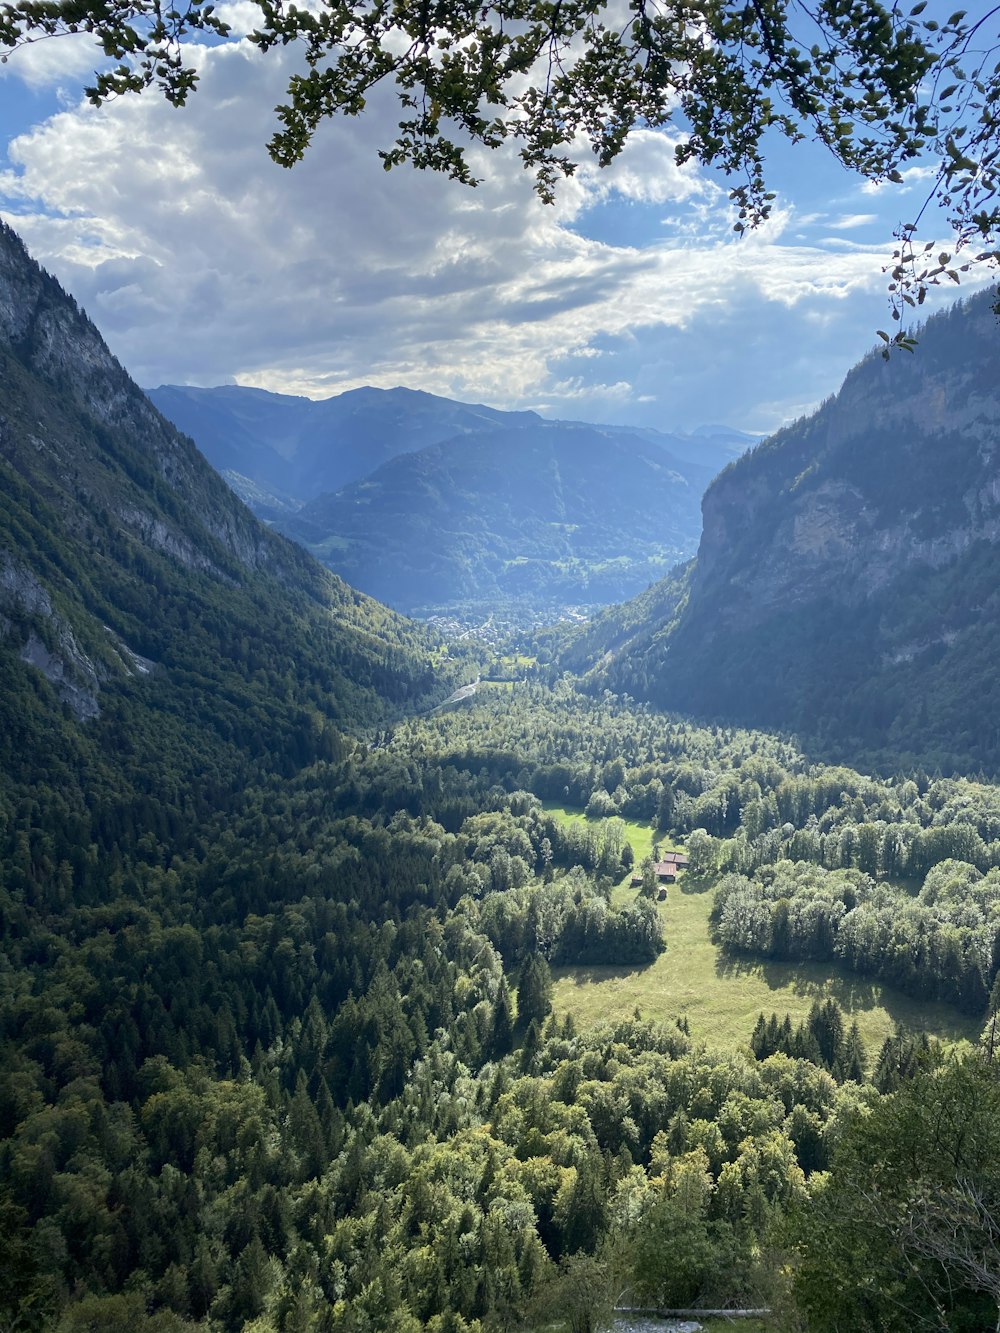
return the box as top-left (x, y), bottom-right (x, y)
top-left (543, 806), bottom-right (980, 1053)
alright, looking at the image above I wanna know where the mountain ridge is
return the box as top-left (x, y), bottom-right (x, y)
top-left (0, 220), bottom-right (451, 738)
top-left (562, 291), bottom-right (1000, 773)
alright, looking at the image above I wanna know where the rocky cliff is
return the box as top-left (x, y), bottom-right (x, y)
top-left (0, 220), bottom-right (447, 727)
top-left (571, 291), bottom-right (1000, 773)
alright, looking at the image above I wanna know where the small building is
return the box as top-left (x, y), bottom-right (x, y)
top-left (631, 855), bottom-right (687, 887)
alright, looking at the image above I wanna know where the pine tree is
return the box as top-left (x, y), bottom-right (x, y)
top-left (517, 954), bottom-right (553, 1031)
top-left (837, 1021), bottom-right (868, 1083)
top-left (808, 999), bottom-right (845, 1070)
top-left (750, 1013), bottom-right (769, 1059)
top-left (492, 976), bottom-right (515, 1059)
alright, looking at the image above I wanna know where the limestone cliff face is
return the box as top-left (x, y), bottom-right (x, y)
top-left (0, 552), bottom-right (105, 719)
top-left (694, 293), bottom-right (1000, 629)
top-left (0, 223), bottom-right (277, 578)
top-left (590, 290), bottom-right (1000, 771)
top-left (0, 221), bottom-right (357, 719)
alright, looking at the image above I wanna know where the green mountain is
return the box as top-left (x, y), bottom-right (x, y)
top-left (148, 383), bottom-right (748, 620)
top-left (278, 422), bottom-right (715, 615)
top-left (564, 292), bottom-right (1000, 773)
top-left (145, 382), bottom-right (546, 501)
top-left (0, 220), bottom-right (452, 810)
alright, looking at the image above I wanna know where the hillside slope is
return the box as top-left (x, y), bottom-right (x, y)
top-left (571, 293), bottom-right (1000, 773)
top-left (0, 220), bottom-right (451, 816)
top-left (279, 423), bottom-right (714, 614)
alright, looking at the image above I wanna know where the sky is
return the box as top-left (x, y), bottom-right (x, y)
top-left (0, 9), bottom-right (991, 436)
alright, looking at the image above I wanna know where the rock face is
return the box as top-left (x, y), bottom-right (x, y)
top-left (577, 292), bottom-right (1000, 773)
top-left (0, 221), bottom-right (445, 728)
top-left (0, 226), bottom-right (279, 578)
top-left (694, 296), bottom-right (1000, 618)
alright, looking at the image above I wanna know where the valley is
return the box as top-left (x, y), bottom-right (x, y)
top-left (3, 219), bottom-right (1000, 1333)
top-left (148, 383), bottom-right (748, 624)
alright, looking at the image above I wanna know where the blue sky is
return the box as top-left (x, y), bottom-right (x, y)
top-left (0, 11), bottom-right (990, 435)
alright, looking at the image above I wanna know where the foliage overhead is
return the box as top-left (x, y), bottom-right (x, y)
top-left (2, 0), bottom-right (999, 274)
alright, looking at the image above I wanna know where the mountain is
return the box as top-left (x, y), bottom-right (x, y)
top-left (147, 382), bottom-right (749, 620)
top-left (0, 220), bottom-right (452, 803)
top-left (564, 292), bottom-right (1000, 773)
top-left (145, 382), bottom-right (544, 501)
top-left (146, 382), bottom-right (749, 509)
top-left (276, 422), bottom-right (715, 616)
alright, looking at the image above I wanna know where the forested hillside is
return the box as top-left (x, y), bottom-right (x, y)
top-left (0, 219), bottom-right (454, 752)
top-left (279, 425), bottom-right (712, 616)
top-left (6, 662), bottom-right (1000, 1332)
top-left (563, 292), bottom-right (1000, 775)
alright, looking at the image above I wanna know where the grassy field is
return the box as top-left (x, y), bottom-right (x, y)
top-left (543, 806), bottom-right (980, 1053)
top-left (541, 803), bottom-right (685, 865)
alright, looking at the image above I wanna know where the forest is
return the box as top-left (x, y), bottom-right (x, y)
top-left (4, 675), bottom-right (1000, 1332)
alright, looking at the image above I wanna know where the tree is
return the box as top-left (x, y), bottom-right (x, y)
top-left (685, 828), bottom-right (717, 876)
top-left (637, 856), bottom-right (658, 900)
top-left (3, 0), bottom-right (998, 278)
top-left (531, 1251), bottom-right (616, 1333)
top-left (982, 970), bottom-right (1000, 1064)
top-left (491, 975), bottom-right (515, 1059)
top-left (516, 953), bottom-right (553, 1032)
top-left (793, 1057), bottom-right (1000, 1332)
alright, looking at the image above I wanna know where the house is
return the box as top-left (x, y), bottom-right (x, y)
top-left (630, 852), bottom-right (688, 887)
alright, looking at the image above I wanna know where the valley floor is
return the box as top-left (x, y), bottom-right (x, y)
top-left (544, 808), bottom-right (980, 1052)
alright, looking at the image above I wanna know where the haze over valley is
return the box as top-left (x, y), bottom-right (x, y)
top-left (147, 384), bottom-right (750, 627)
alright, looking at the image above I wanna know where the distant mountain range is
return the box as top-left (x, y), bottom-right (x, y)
top-left (147, 383), bottom-right (751, 618)
top-left (561, 291), bottom-right (1000, 774)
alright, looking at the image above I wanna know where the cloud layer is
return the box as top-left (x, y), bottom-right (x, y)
top-left (0, 32), bottom-right (976, 431)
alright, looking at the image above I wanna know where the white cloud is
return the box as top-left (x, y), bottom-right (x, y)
top-left (0, 30), bottom-right (106, 90)
top-left (576, 130), bottom-right (710, 208)
top-left (0, 34), bottom-right (981, 431)
top-left (861, 163), bottom-right (938, 195)
top-left (828, 213), bottom-right (879, 230)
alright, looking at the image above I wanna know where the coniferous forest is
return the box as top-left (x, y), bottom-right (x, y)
top-left (4, 226), bottom-right (1000, 1333)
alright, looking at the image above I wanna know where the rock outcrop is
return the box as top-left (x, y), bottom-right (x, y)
top-left (573, 291), bottom-right (1000, 772)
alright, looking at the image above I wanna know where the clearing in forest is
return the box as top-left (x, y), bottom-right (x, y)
top-left (543, 806), bottom-right (980, 1052)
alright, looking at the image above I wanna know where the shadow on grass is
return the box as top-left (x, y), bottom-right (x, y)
top-left (678, 872), bottom-right (714, 896)
top-left (551, 960), bottom-right (659, 987)
top-left (714, 952), bottom-right (979, 1042)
